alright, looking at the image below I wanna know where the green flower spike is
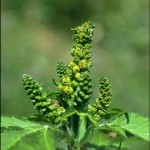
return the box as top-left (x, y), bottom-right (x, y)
top-left (55, 21), bottom-right (95, 109)
top-left (22, 74), bottom-right (66, 123)
top-left (88, 77), bottom-right (112, 119)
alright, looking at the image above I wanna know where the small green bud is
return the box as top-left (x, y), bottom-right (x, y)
top-left (56, 61), bottom-right (67, 78)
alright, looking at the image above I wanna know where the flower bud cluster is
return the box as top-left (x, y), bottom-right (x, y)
top-left (22, 21), bottom-right (113, 124)
top-left (72, 21), bottom-right (95, 44)
top-left (71, 72), bottom-right (92, 107)
top-left (70, 44), bottom-right (93, 71)
top-left (56, 61), bottom-right (67, 78)
top-left (88, 77), bottom-right (112, 119)
top-left (22, 74), bottom-right (66, 123)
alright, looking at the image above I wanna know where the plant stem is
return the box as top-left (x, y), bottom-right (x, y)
top-left (118, 137), bottom-right (122, 150)
top-left (76, 143), bottom-right (81, 150)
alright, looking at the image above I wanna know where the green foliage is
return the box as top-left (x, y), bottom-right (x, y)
top-left (1, 21), bottom-right (149, 150)
top-left (1, 116), bottom-right (55, 150)
top-left (106, 113), bottom-right (149, 141)
top-left (86, 130), bottom-right (128, 149)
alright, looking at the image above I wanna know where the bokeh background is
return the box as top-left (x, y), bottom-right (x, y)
top-left (1, 0), bottom-right (149, 149)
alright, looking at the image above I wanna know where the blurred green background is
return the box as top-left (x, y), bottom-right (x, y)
top-left (1, 0), bottom-right (149, 149)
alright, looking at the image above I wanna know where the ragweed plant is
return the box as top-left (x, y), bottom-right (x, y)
top-left (1, 21), bottom-right (149, 150)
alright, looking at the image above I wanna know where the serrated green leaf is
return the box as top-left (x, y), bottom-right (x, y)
top-left (1, 116), bottom-right (41, 129)
top-left (106, 108), bottom-right (129, 120)
top-left (8, 128), bottom-right (54, 150)
top-left (1, 116), bottom-right (55, 150)
top-left (106, 113), bottom-right (149, 141)
top-left (106, 125), bottom-right (127, 138)
top-left (26, 114), bottom-right (47, 123)
top-left (55, 138), bottom-right (68, 150)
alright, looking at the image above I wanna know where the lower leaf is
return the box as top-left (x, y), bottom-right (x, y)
top-left (106, 113), bottom-right (149, 141)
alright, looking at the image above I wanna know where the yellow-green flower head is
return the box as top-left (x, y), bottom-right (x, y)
top-left (58, 84), bottom-right (64, 91)
top-left (79, 59), bottom-right (88, 69)
top-left (68, 61), bottom-right (80, 73)
top-left (68, 61), bottom-right (75, 67)
top-left (72, 65), bottom-right (80, 72)
top-left (72, 21), bottom-right (95, 44)
top-left (82, 51), bottom-right (92, 60)
top-left (72, 46), bottom-right (81, 55)
top-left (63, 86), bottom-right (74, 94)
top-left (75, 72), bottom-right (81, 80)
top-left (70, 44), bottom-right (92, 63)
top-left (78, 59), bottom-right (93, 70)
top-left (70, 45), bottom-right (83, 59)
top-left (61, 76), bottom-right (71, 85)
top-left (58, 84), bottom-right (73, 95)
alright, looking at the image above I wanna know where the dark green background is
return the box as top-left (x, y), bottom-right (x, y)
top-left (1, 0), bottom-right (149, 149)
